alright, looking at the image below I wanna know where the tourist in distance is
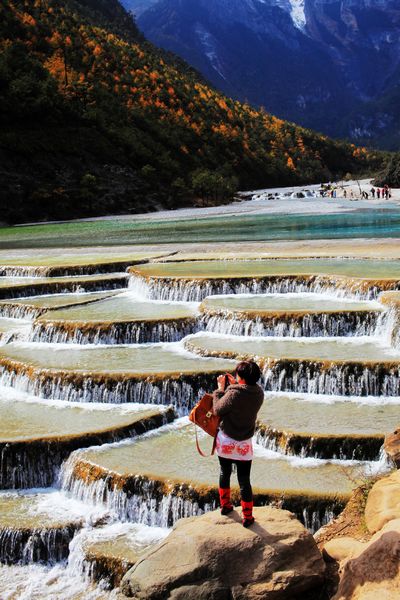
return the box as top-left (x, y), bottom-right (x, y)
top-left (212, 361), bottom-right (264, 527)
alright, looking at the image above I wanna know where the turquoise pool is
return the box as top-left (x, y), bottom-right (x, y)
top-left (1, 209), bottom-right (400, 248)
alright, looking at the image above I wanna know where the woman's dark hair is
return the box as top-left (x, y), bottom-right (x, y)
top-left (235, 360), bottom-right (261, 385)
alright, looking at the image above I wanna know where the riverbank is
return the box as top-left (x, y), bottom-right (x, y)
top-left (17, 180), bottom-right (400, 227)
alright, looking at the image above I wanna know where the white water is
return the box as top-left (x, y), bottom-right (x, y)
top-left (0, 563), bottom-right (117, 599)
top-left (0, 256), bottom-right (399, 596)
top-left (129, 274), bottom-right (377, 302)
top-left (253, 441), bottom-right (391, 475)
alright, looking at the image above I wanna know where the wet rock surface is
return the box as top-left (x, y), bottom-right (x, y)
top-left (120, 507), bottom-right (325, 600)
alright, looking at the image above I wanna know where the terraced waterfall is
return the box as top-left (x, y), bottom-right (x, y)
top-left (0, 252), bottom-right (399, 597)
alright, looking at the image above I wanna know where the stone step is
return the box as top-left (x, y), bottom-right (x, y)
top-left (256, 393), bottom-right (399, 460)
top-left (61, 421), bottom-right (379, 532)
top-left (0, 491), bottom-right (89, 565)
top-left (0, 274), bottom-right (129, 300)
top-left (0, 389), bottom-right (174, 488)
top-left (0, 291), bottom-right (120, 320)
top-left (184, 333), bottom-right (400, 396)
top-left (0, 342), bottom-right (235, 411)
top-left (33, 294), bottom-right (199, 344)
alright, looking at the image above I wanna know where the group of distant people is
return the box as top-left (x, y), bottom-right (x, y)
top-left (320, 182), bottom-right (392, 201)
top-left (369, 185), bottom-right (391, 200)
top-left (320, 183), bottom-right (339, 198)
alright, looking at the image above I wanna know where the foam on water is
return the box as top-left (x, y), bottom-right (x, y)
top-left (203, 311), bottom-right (381, 338)
top-left (72, 521), bottom-right (170, 547)
top-left (67, 521), bottom-right (170, 587)
top-left (0, 488), bottom-right (110, 525)
top-left (0, 563), bottom-right (117, 599)
top-left (130, 274), bottom-right (369, 302)
top-left (252, 442), bottom-right (390, 474)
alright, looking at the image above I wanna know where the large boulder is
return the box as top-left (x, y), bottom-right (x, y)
top-left (322, 537), bottom-right (365, 563)
top-left (332, 519), bottom-right (400, 600)
top-left (365, 469), bottom-right (400, 533)
top-left (120, 507), bottom-right (325, 600)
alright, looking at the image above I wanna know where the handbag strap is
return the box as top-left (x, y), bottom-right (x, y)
top-left (194, 423), bottom-right (217, 457)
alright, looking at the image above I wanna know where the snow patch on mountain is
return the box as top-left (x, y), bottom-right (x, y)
top-left (289, 0), bottom-right (306, 29)
top-left (258, 0), bottom-right (306, 29)
top-left (195, 23), bottom-right (226, 80)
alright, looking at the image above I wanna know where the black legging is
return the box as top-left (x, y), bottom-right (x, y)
top-left (218, 456), bottom-right (252, 502)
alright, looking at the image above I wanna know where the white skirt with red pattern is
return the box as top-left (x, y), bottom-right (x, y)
top-left (215, 429), bottom-right (253, 461)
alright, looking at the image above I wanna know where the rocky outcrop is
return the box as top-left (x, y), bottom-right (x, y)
top-left (319, 466), bottom-right (400, 600)
top-left (120, 506), bottom-right (325, 599)
top-left (330, 519), bottom-right (400, 600)
top-left (364, 469), bottom-right (400, 534)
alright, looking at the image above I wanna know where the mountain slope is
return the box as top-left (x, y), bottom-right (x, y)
top-left (134, 0), bottom-right (400, 149)
top-left (0, 0), bottom-right (381, 223)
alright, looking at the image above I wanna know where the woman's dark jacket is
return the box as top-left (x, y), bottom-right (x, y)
top-left (212, 383), bottom-right (264, 441)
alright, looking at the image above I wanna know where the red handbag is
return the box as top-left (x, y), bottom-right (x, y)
top-left (189, 392), bottom-right (220, 457)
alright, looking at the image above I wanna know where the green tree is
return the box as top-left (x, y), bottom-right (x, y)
top-left (0, 42), bottom-right (59, 120)
top-left (374, 153), bottom-right (400, 187)
top-left (80, 173), bottom-right (98, 212)
top-left (191, 169), bottom-right (238, 204)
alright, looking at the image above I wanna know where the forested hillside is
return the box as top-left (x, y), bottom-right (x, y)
top-left (0, 0), bottom-right (383, 223)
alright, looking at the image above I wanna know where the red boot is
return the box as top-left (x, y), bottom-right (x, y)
top-left (241, 500), bottom-right (254, 527)
top-left (219, 488), bottom-right (233, 515)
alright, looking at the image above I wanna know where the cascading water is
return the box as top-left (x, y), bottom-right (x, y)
top-left (129, 274), bottom-right (384, 302)
top-left (262, 361), bottom-right (400, 397)
top-left (66, 522), bottom-right (170, 589)
top-left (375, 305), bottom-right (400, 350)
top-left (1, 253), bottom-right (399, 597)
top-left (202, 311), bottom-right (381, 338)
top-left (254, 428), bottom-right (384, 461)
top-left (0, 262), bottom-right (137, 278)
top-left (0, 304), bottom-right (44, 320)
top-left (0, 266), bottom-right (51, 278)
top-left (0, 277), bottom-right (129, 300)
top-left (59, 449), bottom-right (342, 534)
top-left (0, 368), bottom-right (210, 413)
top-left (61, 464), bottom-right (212, 529)
top-left (0, 524), bottom-right (79, 565)
top-left (30, 320), bottom-right (198, 345)
top-left (0, 406), bottom-right (174, 490)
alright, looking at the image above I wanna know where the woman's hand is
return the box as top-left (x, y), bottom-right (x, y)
top-left (217, 375), bottom-right (226, 391)
top-left (217, 373), bottom-right (235, 391)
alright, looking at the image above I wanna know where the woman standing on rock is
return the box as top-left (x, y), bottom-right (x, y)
top-left (213, 360), bottom-right (264, 527)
